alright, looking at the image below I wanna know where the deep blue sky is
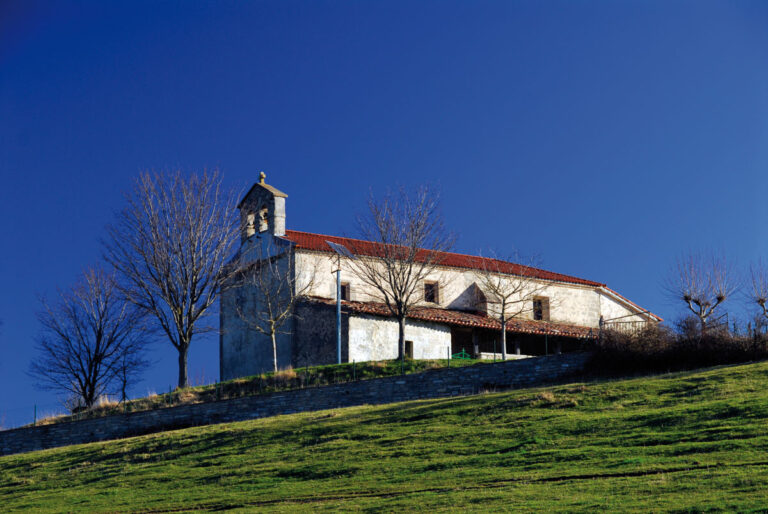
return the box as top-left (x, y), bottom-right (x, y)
top-left (1, 0), bottom-right (767, 427)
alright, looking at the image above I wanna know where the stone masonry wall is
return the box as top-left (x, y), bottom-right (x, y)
top-left (0, 352), bottom-right (591, 457)
top-left (293, 301), bottom-right (347, 367)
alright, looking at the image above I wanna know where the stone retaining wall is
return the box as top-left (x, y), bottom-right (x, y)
top-left (0, 352), bottom-right (591, 457)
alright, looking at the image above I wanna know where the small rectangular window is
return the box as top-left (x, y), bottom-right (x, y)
top-left (533, 297), bottom-right (550, 321)
top-left (340, 282), bottom-right (350, 301)
top-left (405, 340), bottom-right (414, 359)
top-left (424, 282), bottom-right (439, 304)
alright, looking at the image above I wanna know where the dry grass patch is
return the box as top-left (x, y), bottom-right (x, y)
top-left (536, 391), bottom-right (556, 403)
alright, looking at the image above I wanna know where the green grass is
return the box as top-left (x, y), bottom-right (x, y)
top-left (4, 360), bottom-right (768, 511)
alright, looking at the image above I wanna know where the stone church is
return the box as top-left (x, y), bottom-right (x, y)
top-left (219, 175), bottom-right (660, 380)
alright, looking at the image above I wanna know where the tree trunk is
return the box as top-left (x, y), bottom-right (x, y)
top-left (500, 317), bottom-right (507, 360)
top-left (178, 348), bottom-right (189, 389)
top-left (84, 387), bottom-right (95, 410)
top-left (271, 331), bottom-right (278, 373)
top-left (398, 316), bottom-right (406, 360)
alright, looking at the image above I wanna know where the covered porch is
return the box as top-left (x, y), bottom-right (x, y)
top-left (449, 326), bottom-right (590, 360)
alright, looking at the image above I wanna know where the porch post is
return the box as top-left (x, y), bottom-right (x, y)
top-left (336, 269), bottom-right (342, 364)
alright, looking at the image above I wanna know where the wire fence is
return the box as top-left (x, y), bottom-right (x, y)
top-left (0, 402), bottom-right (67, 431)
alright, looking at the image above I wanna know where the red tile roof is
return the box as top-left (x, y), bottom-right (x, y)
top-left (283, 230), bottom-right (602, 287)
top-left (307, 297), bottom-right (598, 339)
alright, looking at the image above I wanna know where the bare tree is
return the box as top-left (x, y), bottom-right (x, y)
top-left (30, 267), bottom-right (149, 410)
top-left (103, 170), bottom-right (239, 388)
top-left (231, 239), bottom-right (317, 373)
top-left (474, 251), bottom-right (549, 359)
top-left (347, 186), bottom-right (454, 360)
top-left (749, 259), bottom-right (768, 325)
top-left (117, 349), bottom-right (150, 404)
top-left (666, 252), bottom-right (738, 333)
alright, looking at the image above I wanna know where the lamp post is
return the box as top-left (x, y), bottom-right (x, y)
top-left (336, 267), bottom-right (342, 364)
top-left (326, 241), bottom-right (356, 365)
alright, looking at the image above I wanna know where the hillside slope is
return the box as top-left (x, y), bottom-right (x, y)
top-left (3, 361), bottom-right (768, 511)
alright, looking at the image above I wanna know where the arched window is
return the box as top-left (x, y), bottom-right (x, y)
top-left (244, 212), bottom-right (256, 238)
top-left (258, 206), bottom-right (269, 232)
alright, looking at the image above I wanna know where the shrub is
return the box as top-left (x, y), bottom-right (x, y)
top-left (591, 321), bottom-right (768, 375)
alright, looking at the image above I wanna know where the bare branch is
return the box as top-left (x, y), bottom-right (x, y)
top-left (665, 251), bottom-right (739, 333)
top-left (230, 238), bottom-right (317, 373)
top-left (750, 259), bottom-right (768, 320)
top-left (29, 267), bottom-right (150, 410)
top-left (346, 185), bottom-right (454, 359)
top-left (473, 249), bottom-right (550, 359)
top-left (103, 169), bottom-right (240, 388)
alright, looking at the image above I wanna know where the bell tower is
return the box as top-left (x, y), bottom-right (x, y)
top-left (238, 172), bottom-right (288, 241)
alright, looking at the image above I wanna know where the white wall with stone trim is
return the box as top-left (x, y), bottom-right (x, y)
top-left (220, 286), bottom-right (295, 380)
top-left (220, 242), bottom-right (295, 380)
top-left (294, 249), bottom-right (652, 328)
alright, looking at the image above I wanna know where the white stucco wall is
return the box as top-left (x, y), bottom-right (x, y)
top-left (598, 290), bottom-right (649, 323)
top-left (295, 250), bottom-right (652, 328)
top-left (348, 315), bottom-right (452, 361)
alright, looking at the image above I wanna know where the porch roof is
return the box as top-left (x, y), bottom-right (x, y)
top-left (305, 297), bottom-right (598, 339)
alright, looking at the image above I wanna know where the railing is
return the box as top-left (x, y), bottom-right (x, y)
top-left (599, 311), bottom-right (656, 336)
top-left (601, 320), bottom-right (648, 335)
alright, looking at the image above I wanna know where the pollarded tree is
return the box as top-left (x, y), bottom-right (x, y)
top-left (231, 239), bottom-right (317, 373)
top-left (474, 250), bottom-right (549, 359)
top-left (347, 186), bottom-right (454, 360)
top-left (104, 169), bottom-right (240, 388)
top-left (666, 251), bottom-right (738, 333)
top-left (749, 259), bottom-right (768, 327)
top-left (30, 267), bottom-right (149, 410)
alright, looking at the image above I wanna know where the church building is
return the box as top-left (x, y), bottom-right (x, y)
top-left (219, 175), bottom-right (660, 380)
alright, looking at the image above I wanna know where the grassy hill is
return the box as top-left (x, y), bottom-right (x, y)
top-left (3, 361), bottom-right (768, 511)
